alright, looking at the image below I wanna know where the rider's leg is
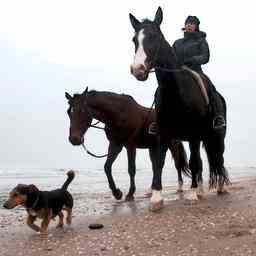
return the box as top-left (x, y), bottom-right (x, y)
top-left (148, 88), bottom-right (159, 135)
top-left (203, 74), bottom-right (226, 130)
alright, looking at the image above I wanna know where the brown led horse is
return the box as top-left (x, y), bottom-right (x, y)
top-left (65, 88), bottom-right (190, 201)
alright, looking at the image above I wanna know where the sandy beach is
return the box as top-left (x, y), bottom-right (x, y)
top-left (1, 175), bottom-right (256, 256)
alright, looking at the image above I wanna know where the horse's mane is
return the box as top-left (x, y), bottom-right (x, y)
top-left (139, 19), bottom-right (160, 30)
top-left (87, 90), bottom-right (138, 104)
top-left (141, 19), bottom-right (153, 24)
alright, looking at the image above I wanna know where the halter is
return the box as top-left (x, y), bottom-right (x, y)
top-left (140, 28), bottom-right (184, 74)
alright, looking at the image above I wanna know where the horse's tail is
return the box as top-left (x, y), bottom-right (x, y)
top-left (169, 140), bottom-right (191, 177)
top-left (203, 136), bottom-right (231, 189)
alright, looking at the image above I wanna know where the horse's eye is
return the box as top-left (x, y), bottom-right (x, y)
top-left (132, 36), bottom-right (136, 43)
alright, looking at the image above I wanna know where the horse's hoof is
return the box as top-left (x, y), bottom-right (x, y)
top-left (149, 200), bottom-right (164, 212)
top-left (56, 224), bottom-right (63, 229)
top-left (125, 194), bottom-right (135, 201)
top-left (186, 189), bottom-right (198, 201)
top-left (217, 190), bottom-right (229, 196)
top-left (197, 194), bottom-right (204, 200)
top-left (113, 189), bottom-right (123, 200)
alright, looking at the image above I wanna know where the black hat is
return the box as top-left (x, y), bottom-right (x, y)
top-left (185, 16), bottom-right (200, 26)
top-left (183, 16), bottom-right (200, 31)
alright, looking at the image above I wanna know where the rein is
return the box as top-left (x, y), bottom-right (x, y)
top-left (89, 120), bottom-right (105, 130)
top-left (81, 142), bottom-right (108, 158)
top-left (147, 33), bottom-right (184, 74)
top-left (81, 119), bottom-right (108, 158)
top-left (149, 66), bottom-right (184, 73)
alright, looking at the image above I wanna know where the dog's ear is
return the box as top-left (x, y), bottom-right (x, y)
top-left (27, 184), bottom-right (39, 194)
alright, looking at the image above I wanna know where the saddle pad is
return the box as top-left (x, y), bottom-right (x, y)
top-left (182, 66), bottom-right (209, 105)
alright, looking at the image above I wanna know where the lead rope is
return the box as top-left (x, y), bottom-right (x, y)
top-left (81, 142), bottom-right (108, 158)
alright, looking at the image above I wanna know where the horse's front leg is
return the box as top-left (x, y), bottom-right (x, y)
top-left (149, 141), bottom-right (167, 211)
top-left (104, 142), bottom-right (123, 200)
top-left (125, 147), bottom-right (136, 201)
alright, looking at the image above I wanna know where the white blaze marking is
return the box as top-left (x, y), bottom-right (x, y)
top-left (133, 29), bottom-right (147, 68)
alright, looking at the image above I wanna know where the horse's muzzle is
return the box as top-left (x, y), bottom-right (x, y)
top-left (69, 135), bottom-right (84, 146)
top-left (130, 64), bottom-right (149, 81)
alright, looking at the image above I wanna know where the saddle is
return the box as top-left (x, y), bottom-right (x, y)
top-left (182, 65), bottom-right (209, 106)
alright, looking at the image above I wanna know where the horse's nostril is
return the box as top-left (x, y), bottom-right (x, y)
top-left (138, 64), bottom-right (146, 71)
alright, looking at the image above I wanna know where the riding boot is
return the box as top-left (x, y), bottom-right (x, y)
top-left (148, 87), bottom-right (161, 135)
top-left (148, 122), bottom-right (158, 135)
top-left (211, 96), bottom-right (226, 130)
top-left (203, 74), bottom-right (226, 130)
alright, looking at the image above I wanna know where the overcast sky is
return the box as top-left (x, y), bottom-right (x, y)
top-left (0, 0), bottom-right (255, 170)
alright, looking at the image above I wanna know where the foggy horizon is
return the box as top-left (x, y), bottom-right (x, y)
top-left (1, 1), bottom-right (255, 170)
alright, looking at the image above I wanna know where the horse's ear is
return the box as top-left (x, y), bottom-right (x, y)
top-left (65, 92), bottom-right (73, 101)
top-left (154, 7), bottom-right (163, 26)
top-left (129, 13), bottom-right (141, 30)
top-left (82, 87), bottom-right (88, 97)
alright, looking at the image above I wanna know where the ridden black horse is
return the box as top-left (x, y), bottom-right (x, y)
top-left (129, 7), bottom-right (230, 210)
top-left (65, 88), bottom-right (190, 201)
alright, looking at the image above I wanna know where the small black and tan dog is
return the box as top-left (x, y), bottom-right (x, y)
top-left (3, 170), bottom-right (75, 235)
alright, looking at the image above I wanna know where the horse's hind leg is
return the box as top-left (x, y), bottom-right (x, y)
top-left (203, 133), bottom-right (230, 194)
top-left (125, 147), bottom-right (136, 201)
top-left (104, 142), bottom-right (123, 200)
top-left (188, 140), bottom-right (203, 200)
top-left (168, 140), bottom-right (189, 193)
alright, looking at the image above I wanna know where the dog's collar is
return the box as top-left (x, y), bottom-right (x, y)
top-left (26, 194), bottom-right (40, 210)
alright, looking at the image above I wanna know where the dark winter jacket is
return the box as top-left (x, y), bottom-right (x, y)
top-left (173, 31), bottom-right (209, 72)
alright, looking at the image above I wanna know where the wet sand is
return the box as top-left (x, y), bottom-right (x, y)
top-left (1, 177), bottom-right (256, 256)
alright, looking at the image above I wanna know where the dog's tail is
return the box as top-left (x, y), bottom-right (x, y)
top-left (61, 170), bottom-right (75, 190)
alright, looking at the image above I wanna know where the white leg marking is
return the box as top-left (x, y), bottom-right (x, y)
top-left (150, 190), bottom-right (163, 203)
top-left (197, 182), bottom-right (204, 198)
top-left (133, 29), bottom-right (147, 68)
top-left (186, 188), bottom-right (198, 201)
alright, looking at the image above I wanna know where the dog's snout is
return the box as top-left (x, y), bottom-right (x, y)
top-left (3, 202), bottom-right (9, 209)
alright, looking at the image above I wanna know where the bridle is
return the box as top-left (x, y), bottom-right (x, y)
top-left (136, 25), bottom-right (184, 74)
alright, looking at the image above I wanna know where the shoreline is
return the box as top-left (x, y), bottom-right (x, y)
top-left (1, 176), bottom-right (256, 255)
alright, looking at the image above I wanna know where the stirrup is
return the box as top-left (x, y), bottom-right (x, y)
top-left (213, 115), bottom-right (226, 130)
top-left (148, 123), bottom-right (157, 135)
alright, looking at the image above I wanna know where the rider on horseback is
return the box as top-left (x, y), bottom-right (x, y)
top-left (149, 15), bottom-right (226, 134)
